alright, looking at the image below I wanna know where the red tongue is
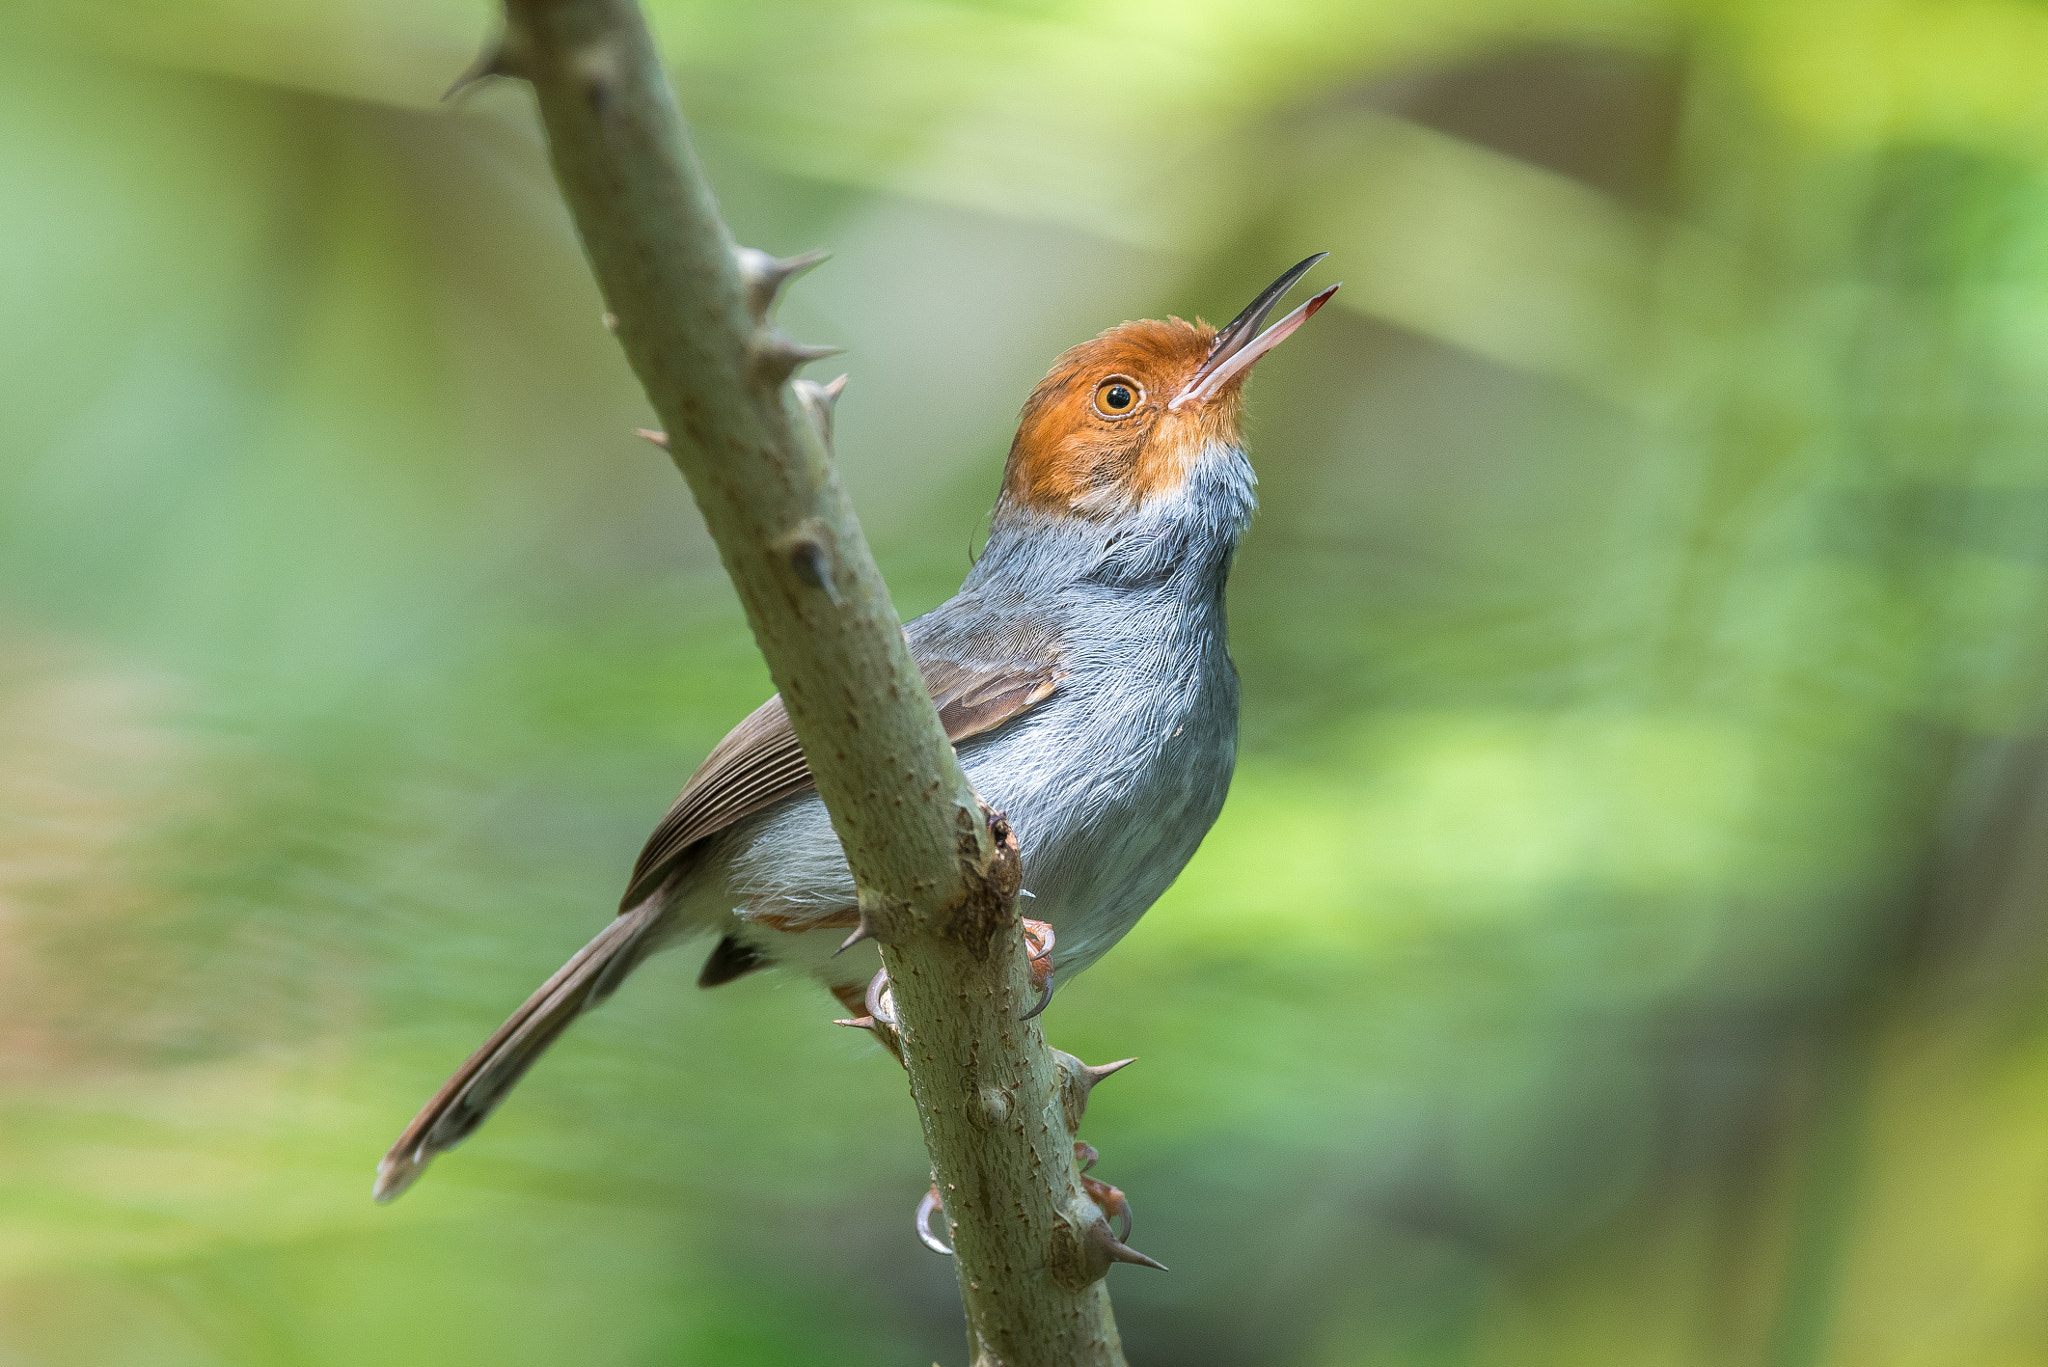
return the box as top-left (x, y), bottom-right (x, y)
top-left (1169, 282), bottom-right (1340, 411)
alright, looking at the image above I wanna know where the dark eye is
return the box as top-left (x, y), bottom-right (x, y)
top-left (1093, 376), bottom-right (1142, 417)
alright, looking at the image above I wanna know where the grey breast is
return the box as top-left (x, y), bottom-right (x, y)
top-left (947, 490), bottom-right (1246, 975)
top-left (706, 448), bottom-right (1255, 977)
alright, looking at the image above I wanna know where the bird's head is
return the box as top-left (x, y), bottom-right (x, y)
top-left (997, 255), bottom-right (1337, 521)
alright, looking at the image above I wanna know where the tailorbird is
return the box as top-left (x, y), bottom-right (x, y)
top-left (375, 254), bottom-right (1338, 1201)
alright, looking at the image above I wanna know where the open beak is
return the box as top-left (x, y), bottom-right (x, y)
top-left (1169, 253), bottom-right (1339, 411)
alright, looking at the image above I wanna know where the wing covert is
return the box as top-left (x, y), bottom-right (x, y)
top-left (617, 650), bottom-right (1061, 910)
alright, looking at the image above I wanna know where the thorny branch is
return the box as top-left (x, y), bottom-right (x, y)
top-left (472, 2), bottom-right (1158, 1361)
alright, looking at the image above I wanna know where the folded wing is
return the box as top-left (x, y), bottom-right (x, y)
top-left (618, 646), bottom-right (1063, 910)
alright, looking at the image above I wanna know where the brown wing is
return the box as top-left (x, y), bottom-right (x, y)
top-left (617, 651), bottom-right (1062, 909)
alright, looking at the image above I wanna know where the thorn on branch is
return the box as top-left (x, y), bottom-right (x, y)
top-left (787, 539), bottom-right (832, 596)
top-left (1084, 1057), bottom-right (1136, 1090)
top-left (1054, 1050), bottom-right (1134, 1132)
top-left (443, 38), bottom-right (524, 102)
top-left (635, 428), bottom-right (669, 450)
top-left (978, 1086), bottom-right (1012, 1126)
top-left (832, 1012), bottom-right (904, 1066)
top-left (833, 910), bottom-right (874, 955)
top-left (602, 310), bottom-right (619, 333)
top-left (736, 246), bottom-right (829, 321)
top-left (751, 332), bottom-right (844, 388)
top-left (1053, 1184), bottom-right (1169, 1287)
top-left (772, 517), bottom-right (841, 605)
top-left (1088, 1218), bottom-right (1166, 1273)
top-left (792, 373), bottom-right (848, 448)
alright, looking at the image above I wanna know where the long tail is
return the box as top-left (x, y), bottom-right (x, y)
top-left (374, 902), bottom-right (663, 1202)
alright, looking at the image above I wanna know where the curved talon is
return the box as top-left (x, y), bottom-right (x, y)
top-left (1020, 917), bottom-right (1056, 1020)
top-left (864, 967), bottom-right (897, 1027)
top-left (916, 1186), bottom-right (953, 1256)
top-left (1021, 969), bottom-right (1054, 1021)
top-left (1081, 1172), bottom-right (1133, 1243)
top-left (1074, 1140), bottom-right (1099, 1173)
top-left (1022, 918), bottom-right (1055, 962)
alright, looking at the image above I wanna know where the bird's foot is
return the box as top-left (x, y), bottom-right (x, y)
top-left (1073, 1140), bottom-right (1166, 1271)
top-left (1022, 918), bottom-right (1056, 1020)
top-left (916, 1185), bottom-right (952, 1255)
top-left (830, 967), bottom-right (903, 1065)
top-left (902, 1125), bottom-right (1162, 1274)
top-left (1074, 1142), bottom-right (1131, 1242)
top-left (911, 1144), bottom-right (1161, 1268)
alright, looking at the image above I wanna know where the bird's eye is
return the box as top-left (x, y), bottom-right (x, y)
top-left (1093, 376), bottom-right (1142, 418)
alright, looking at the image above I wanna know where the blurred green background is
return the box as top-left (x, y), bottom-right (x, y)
top-left (6, 0), bottom-right (2048, 1363)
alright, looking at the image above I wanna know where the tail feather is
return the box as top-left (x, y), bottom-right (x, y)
top-left (374, 904), bottom-right (661, 1202)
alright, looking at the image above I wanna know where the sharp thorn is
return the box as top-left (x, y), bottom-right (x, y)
top-left (1083, 1057), bottom-right (1136, 1090)
top-left (833, 918), bottom-right (874, 957)
top-left (443, 43), bottom-right (514, 102)
top-left (1095, 1223), bottom-right (1167, 1272)
top-left (792, 542), bottom-right (837, 602)
top-left (1107, 1240), bottom-right (1166, 1271)
top-left (916, 1187), bottom-right (953, 1256)
top-left (785, 341), bottom-right (845, 363)
top-left (832, 1015), bottom-right (875, 1031)
top-left (736, 245), bottom-right (830, 320)
top-left (634, 428), bottom-right (669, 450)
top-left (601, 310), bottom-right (619, 333)
top-left (752, 335), bottom-right (844, 387)
top-left (792, 374), bottom-right (849, 448)
top-left (769, 520), bottom-right (842, 605)
top-left (792, 374), bottom-right (848, 411)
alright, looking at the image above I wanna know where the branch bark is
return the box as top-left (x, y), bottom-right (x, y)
top-left (489, 2), bottom-right (1139, 1361)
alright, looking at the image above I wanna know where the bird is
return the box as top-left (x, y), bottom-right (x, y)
top-left (374, 254), bottom-right (1338, 1202)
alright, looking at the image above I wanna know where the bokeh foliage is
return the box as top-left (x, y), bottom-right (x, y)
top-left (5, 1), bottom-right (2048, 1364)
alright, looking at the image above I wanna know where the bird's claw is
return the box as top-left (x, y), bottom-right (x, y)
top-left (1075, 1140), bottom-right (1134, 1240)
top-left (1021, 918), bottom-right (1056, 1020)
top-left (1080, 1170), bottom-right (1133, 1243)
top-left (864, 965), bottom-right (897, 1026)
top-left (916, 1186), bottom-right (953, 1255)
top-left (830, 970), bottom-right (903, 1064)
top-left (1072, 1140), bottom-right (1162, 1269)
